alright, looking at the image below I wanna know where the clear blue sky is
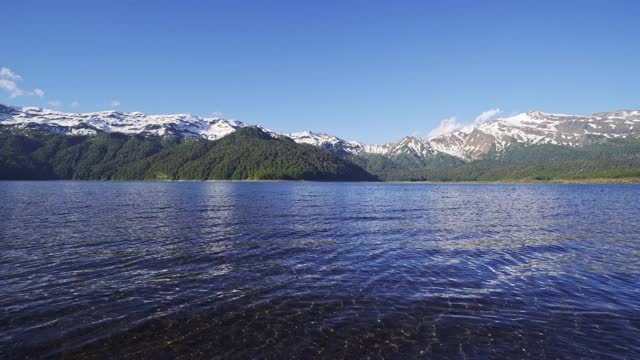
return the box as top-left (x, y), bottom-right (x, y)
top-left (1, 0), bottom-right (639, 143)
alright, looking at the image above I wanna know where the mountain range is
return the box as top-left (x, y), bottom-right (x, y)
top-left (2, 103), bottom-right (640, 181)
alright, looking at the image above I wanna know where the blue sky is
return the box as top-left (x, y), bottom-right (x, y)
top-left (1, 0), bottom-right (639, 143)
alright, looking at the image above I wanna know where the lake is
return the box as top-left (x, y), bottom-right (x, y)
top-left (1, 181), bottom-right (639, 359)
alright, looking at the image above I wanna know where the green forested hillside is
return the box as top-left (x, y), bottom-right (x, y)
top-left (353, 138), bottom-right (640, 181)
top-left (350, 151), bottom-right (464, 180)
top-left (0, 127), bottom-right (376, 181)
top-left (2, 127), bottom-right (640, 182)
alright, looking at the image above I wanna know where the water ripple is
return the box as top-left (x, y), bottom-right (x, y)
top-left (1, 182), bottom-right (639, 359)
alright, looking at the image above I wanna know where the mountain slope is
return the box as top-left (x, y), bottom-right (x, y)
top-left (0, 104), bottom-right (253, 139)
top-left (0, 127), bottom-right (376, 181)
top-left (4, 103), bottom-right (640, 162)
top-left (429, 110), bottom-right (640, 160)
top-left (374, 138), bottom-right (640, 181)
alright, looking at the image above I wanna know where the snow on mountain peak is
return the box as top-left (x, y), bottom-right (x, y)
top-left (0, 105), bottom-right (253, 140)
top-left (427, 110), bottom-right (640, 160)
top-left (2, 104), bottom-right (640, 162)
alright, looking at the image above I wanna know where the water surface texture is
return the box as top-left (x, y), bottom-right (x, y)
top-left (1, 182), bottom-right (640, 359)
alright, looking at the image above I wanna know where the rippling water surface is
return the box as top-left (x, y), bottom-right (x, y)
top-left (1, 181), bottom-right (640, 359)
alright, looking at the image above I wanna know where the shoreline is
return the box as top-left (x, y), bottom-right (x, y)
top-left (385, 177), bottom-right (640, 184)
top-left (2, 178), bottom-right (640, 184)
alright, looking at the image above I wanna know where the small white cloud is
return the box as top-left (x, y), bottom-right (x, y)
top-left (425, 107), bottom-right (505, 139)
top-left (0, 67), bottom-right (46, 99)
top-left (0, 67), bottom-right (22, 81)
top-left (474, 108), bottom-right (502, 124)
top-left (0, 79), bottom-right (24, 98)
top-left (111, 100), bottom-right (121, 107)
top-left (47, 100), bottom-right (62, 108)
top-left (71, 100), bottom-right (80, 108)
top-left (428, 116), bottom-right (462, 138)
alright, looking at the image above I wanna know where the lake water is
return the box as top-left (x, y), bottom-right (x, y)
top-left (1, 182), bottom-right (640, 359)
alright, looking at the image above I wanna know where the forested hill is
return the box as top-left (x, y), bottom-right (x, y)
top-left (352, 138), bottom-right (640, 181)
top-left (0, 127), bottom-right (377, 181)
top-left (3, 125), bottom-right (640, 182)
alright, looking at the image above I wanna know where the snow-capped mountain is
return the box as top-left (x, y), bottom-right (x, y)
top-left (428, 110), bottom-right (640, 160)
top-left (283, 111), bottom-right (640, 161)
top-left (0, 104), bottom-right (252, 140)
top-left (364, 137), bottom-right (438, 158)
top-left (285, 131), bottom-right (365, 156)
top-left (0, 104), bottom-right (371, 155)
top-left (2, 103), bottom-right (640, 162)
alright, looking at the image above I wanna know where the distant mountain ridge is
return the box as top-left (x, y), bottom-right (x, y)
top-left (2, 103), bottom-right (640, 162)
top-left (428, 110), bottom-right (640, 160)
top-left (0, 103), bottom-right (252, 139)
